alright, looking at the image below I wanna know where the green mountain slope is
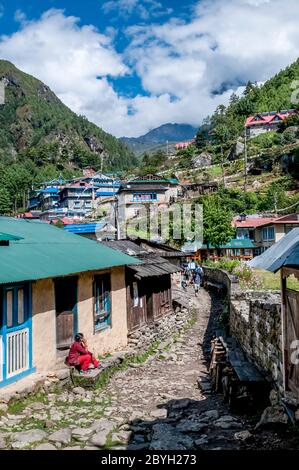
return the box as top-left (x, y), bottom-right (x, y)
top-left (0, 60), bottom-right (136, 172)
top-left (201, 58), bottom-right (299, 144)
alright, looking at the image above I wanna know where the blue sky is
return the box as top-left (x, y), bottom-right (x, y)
top-left (0, 0), bottom-right (299, 137)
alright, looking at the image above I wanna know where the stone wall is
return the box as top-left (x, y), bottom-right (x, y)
top-left (203, 266), bottom-right (283, 390)
top-left (127, 305), bottom-right (192, 352)
top-left (230, 291), bottom-right (283, 390)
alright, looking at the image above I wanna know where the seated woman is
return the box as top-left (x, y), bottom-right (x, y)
top-left (66, 333), bottom-right (100, 374)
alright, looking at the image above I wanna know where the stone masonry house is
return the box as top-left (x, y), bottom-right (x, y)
top-left (0, 217), bottom-right (137, 390)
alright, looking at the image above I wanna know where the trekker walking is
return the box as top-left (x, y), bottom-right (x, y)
top-left (193, 271), bottom-right (201, 296)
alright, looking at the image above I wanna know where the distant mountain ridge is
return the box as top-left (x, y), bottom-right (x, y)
top-left (121, 123), bottom-right (198, 155)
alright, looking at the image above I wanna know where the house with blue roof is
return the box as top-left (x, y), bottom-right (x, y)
top-left (0, 217), bottom-right (138, 389)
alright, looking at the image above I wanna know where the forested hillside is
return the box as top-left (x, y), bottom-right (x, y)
top-left (0, 60), bottom-right (137, 213)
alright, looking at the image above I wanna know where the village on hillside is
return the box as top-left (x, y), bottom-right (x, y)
top-left (0, 100), bottom-right (299, 452)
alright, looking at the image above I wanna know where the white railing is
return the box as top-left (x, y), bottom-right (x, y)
top-left (6, 328), bottom-right (29, 379)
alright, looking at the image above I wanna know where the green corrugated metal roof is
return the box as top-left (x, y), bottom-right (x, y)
top-left (0, 232), bottom-right (23, 241)
top-left (201, 239), bottom-right (255, 249)
top-left (182, 238), bottom-right (255, 252)
top-left (0, 217), bottom-right (140, 284)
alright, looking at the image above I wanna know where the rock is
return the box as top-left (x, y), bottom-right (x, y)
top-left (0, 396), bottom-right (9, 404)
top-left (11, 429), bottom-right (48, 449)
top-left (72, 387), bottom-right (86, 396)
top-left (29, 402), bottom-right (45, 411)
top-left (127, 443), bottom-right (149, 450)
top-left (202, 410), bottom-right (219, 420)
top-left (91, 419), bottom-right (115, 433)
top-left (195, 435), bottom-right (209, 446)
top-left (269, 390), bottom-right (280, 406)
top-left (64, 446), bottom-right (82, 450)
top-left (228, 138), bottom-right (244, 161)
top-left (89, 430), bottom-right (109, 448)
top-left (234, 431), bottom-right (253, 442)
top-left (150, 408), bottom-right (168, 419)
top-left (0, 403), bottom-right (8, 414)
top-left (55, 369), bottom-right (70, 381)
top-left (177, 420), bottom-right (207, 433)
top-left (256, 406), bottom-right (288, 429)
top-left (72, 428), bottom-right (94, 442)
top-left (214, 416), bottom-right (242, 430)
top-left (283, 391), bottom-right (299, 408)
top-left (34, 443), bottom-right (57, 450)
top-left (192, 152), bottom-right (212, 169)
top-left (48, 428), bottom-right (72, 445)
top-left (171, 399), bottom-right (190, 410)
top-left (150, 423), bottom-right (193, 450)
top-left (111, 431), bottom-right (132, 444)
top-left (89, 419), bottom-right (115, 448)
top-left (0, 435), bottom-right (7, 449)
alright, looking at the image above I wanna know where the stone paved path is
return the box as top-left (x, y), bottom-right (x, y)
top-left (0, 287), bottom-right (297, 450)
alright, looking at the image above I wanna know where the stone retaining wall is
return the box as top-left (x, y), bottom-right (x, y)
top-left (127, 305), bottom-right (192, 352)
top-left (203, 266), bottom-right (283, 390)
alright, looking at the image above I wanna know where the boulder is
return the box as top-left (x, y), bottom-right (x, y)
top-left (255, 406), bottom-right (288, 429)
top-left (48, 428), bottom-right (72, 445)
top-left (192, 152), bottom-right (212, 169)
top-left (11, 429), bottom-right (48, 449)
top-left (72, 427), bottom-right (94, 442)
top-left (177, 419), bottom-right (207, 433)
top-left (34, 443), bottom-right (57, 450)
top-left (0, 403), bottom-right (8, 414)
top-left (72, 387), bottom-right (86, 396)
top-left (234, 430), bottom-right (253, 441)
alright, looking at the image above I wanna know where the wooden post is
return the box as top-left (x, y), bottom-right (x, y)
top-left (281, 268), bottom-right (287, 392)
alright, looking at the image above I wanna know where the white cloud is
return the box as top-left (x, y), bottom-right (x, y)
top-left (101, 0), bottom-right (172, 20)
top-left (121, 0), bottom-right (299, 135)
top-left (0, 2), bottom-right (299, 138)
top-left (0, 9), bottom-right (129, 133)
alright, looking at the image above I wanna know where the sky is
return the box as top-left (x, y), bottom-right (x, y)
top-left (0, 0), bottom-right (299, 137)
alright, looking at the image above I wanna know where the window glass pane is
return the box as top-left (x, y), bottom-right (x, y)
top-left (18, 289), bottom-right (24, 324)
top-left (94, 276), bottom-right (111, 330)
top-left (6, 290), bottom-right (13, 327)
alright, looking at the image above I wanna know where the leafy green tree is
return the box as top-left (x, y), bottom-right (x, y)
top-left (203, 196), bottom-right (235, 253)
top-left (0, 187), bottom-right (12, 215)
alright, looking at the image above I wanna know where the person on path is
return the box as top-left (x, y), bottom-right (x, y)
top-left (193, 271), bottom-right (201, 296)
top-left (66, 333), bottom-right (100, 374)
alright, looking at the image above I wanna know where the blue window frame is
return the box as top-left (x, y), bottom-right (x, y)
top-left (262, 226), bottom-right (275, 241)
top-left (0, 283), bottom-right (35, 388)
top-left (94, 275), bottom-right (111, 331)
top-left (132, 193), bottom-right (158, 202)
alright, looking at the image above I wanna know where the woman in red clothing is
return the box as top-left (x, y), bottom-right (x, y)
top-left (66, 333), bottom-right (100, 374)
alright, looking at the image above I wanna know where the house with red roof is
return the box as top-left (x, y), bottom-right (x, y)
top-left (233, 213), bottom-right (299, 254)
top-left (245, 109), bottom-right (298, 138)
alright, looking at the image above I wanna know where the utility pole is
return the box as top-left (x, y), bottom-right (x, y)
top-left (244, 125), bottom-right (248, 192)
top-left (166, 140), bottom-right (169, 158)
top-left (220, 145), bottom-right (225, 188)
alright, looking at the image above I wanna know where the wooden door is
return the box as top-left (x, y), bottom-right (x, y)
top-left (285, 288), bottom-right (299, 395)
top-left (55, 277), bottom-right (77, 350)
